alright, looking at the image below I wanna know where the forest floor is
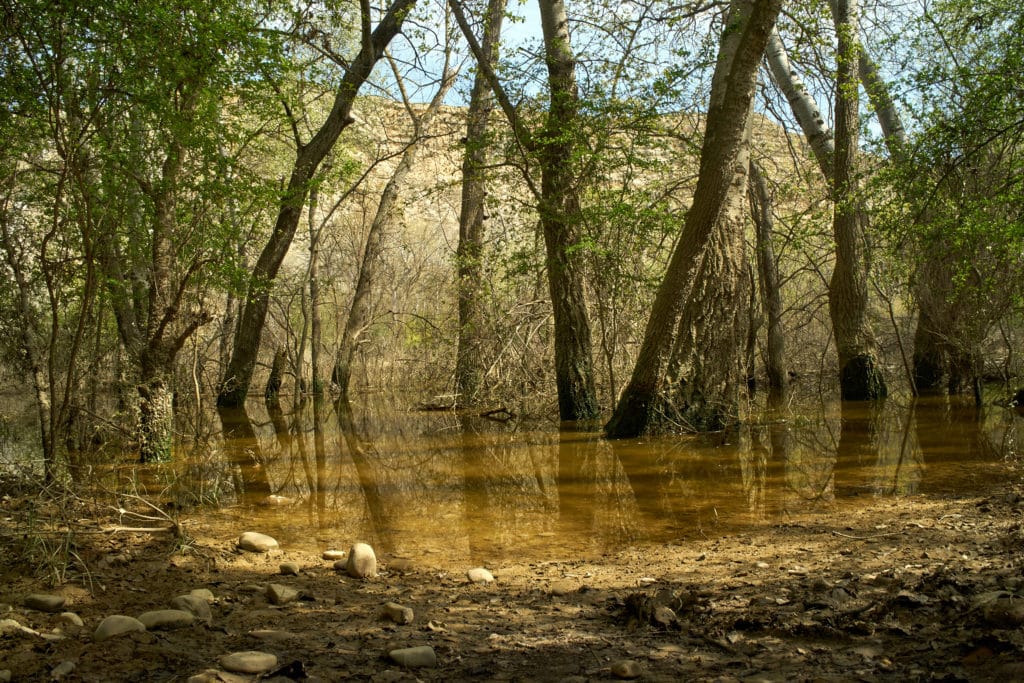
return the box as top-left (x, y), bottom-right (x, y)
top-left (3, 478), bottom-right (1024, 682)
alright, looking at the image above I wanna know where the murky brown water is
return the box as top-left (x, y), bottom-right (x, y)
top-left (166, 395), bottom-right (1022, 565)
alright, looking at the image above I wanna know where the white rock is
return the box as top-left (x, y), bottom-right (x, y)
top-left (322, 549), bottom-right (347, 561)
top-left (59, 612), bottom-right (84, 628)
top-left (389, 645), bottom-right (437, 668)
top-left (346, 543), bottom-right (377, 578)
top-left (467, 567), bottom-right (494, 584)
top-left (237, 531), bottom-right (279, 552)
top-left (219, 651), bottom-right (278, 674)
top-left (94, 615), bottom-right (146, 641)
top-left (190, 588), bottom-right (216, 603)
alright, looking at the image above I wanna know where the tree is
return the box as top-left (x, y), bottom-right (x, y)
top-left (450, 0), bottom-right (599, 420)
top-left (828, 0), bottom-right (886, 401)
top-left (217, 0), bottom-right (421, 408)
top-left (605, 0), bottom-right (783, 438)
top-left (454, 0), bottom-right (507, 406)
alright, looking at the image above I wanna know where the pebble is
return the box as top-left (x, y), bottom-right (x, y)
top-left (171, 594), bottom-right (213, 622)
top-left (237, 531), bottom-right (279, 552)
top-left (24, 593), bottom-right (66, 613)
top-left (0, 669), bottom-right (10, 682)
top-left (333, 560), bottom-right (348, 572)
top-left (187, 670), bottom-right (248, 683)
top-left (94, 615), bottom-right (146, 641)
top-left (138, 609), bottom-right (195, 630)
top-left (219, 651), bottom-right (278, 674)
top-left (190, 588), bottom-right (216, 603)
top-left (389, 645), bottom-right (437, 668)
top-left (383, 602), bottom-right (415, 625)
top-left (265, 583), bottom-right (299, 606)
top-left (248, 629), bottom-right (299, 641)
top-left (346, 543), bottom-right (377, 578)
top-left (467, 567), bottom-right (494, 584)
top-left (610, 659), bottom-right (643, 679)
top-left (50, 660), bottom-right (75, 679)
top-left (59, 612), bottom-right (84, 628)
top-left (280, 562), bottom-right (301, 576)
top-left (322, 549), bottom-right (347, 561)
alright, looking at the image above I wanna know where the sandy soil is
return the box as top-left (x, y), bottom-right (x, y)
top-left (3, 481), bottom-right (1024, 682)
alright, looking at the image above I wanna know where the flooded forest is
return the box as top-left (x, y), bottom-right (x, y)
top-left (3, 0), bottom-right (1024, 680)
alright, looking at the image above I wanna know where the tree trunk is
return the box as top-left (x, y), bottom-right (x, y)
top-left (137, 347), bottom-right (174, 463)
top-left (829, 0), bottom-right (886, 401)
top-left (537, 0), bottom-right (599, 421)
top-left (749, 161), bottom-right (787, 403)
top-left (308, 184), bottom-right (323, 396)
top-left (334, 67), bottom-right (455, 399)
top-left (216, 0), bottom-right (419, 408)
top-left (605, 0), bottom-right (783, 438)
top-left (454, 0), bottom-right (507, 406)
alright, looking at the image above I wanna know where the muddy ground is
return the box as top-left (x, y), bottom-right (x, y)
top-left (3, 481), bottom-right (1024, 682)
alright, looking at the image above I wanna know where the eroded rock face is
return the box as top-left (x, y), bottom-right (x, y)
top-left (237, 532), bottom-right (279, 553)
top-left (345, 543), bottom-right (377, 578)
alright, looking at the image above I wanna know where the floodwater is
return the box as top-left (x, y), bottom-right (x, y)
top-left (146, 394), bottom-right (1024, 566)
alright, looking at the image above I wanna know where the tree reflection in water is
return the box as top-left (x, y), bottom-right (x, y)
top-left (200, 395), bottom-right (1019, 560)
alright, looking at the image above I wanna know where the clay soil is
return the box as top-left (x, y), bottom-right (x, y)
top-left (3, 481), bottom-right (1024, 682)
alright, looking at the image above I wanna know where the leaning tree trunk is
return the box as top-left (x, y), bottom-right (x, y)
top-left (454, 0), bottom-right (506, 406)
top-left (217, 0), bottom-right (419, 408)
top-left (829, 0), bottom-right (886, 401)
top-left (605, 0), bottom-right (783, 438)
top-left (660, 99), bottom-right (754, 432)
top-left (537, 0), bottom-right (599, 421)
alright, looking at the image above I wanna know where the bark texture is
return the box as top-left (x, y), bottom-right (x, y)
top-left (829, 0), bottom-right (886, 401)
top-left (605, 0), bottom-right (783, 438)
top-left (749, 161), bottom-right (787, 403)
top-left (537, 0), bottom-right (599, 420)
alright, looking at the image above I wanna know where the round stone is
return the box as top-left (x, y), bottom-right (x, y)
top-left (345, 543), bottom-right (377, 578)
top-left (389, 645), bottom-right (437, 668)
top-left (467, 567), bottom-right (494, 584)
top-left (237, 532), bottom-right (279, 552)
top-left (171, 594), bottom-right (212, 622)
top-left (219, 651), bottom-right (278, 674)
top-left (138, 609), bottom-right (195, 630)
top-left (25, 594), bottom-right (66, 613)
top-left (94, 615), bottom-right (146, 641)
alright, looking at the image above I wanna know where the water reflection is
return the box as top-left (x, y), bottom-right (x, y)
top-left (194, 396), bottom-right (1021, 564)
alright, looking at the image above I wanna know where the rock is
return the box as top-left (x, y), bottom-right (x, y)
top-left (652, 605), bottom-right (677, 627)
top-left (383, 602), bottom-right (414, 625)
top-left (59, 612), bottom-right (84, 628)
top-left (94, 615), bottom-right (146, 641)
top-left (51, 660), bottom-right (75, 679)
top-left (190, 588), bottom-right (216, 603)
top-left (610, 659), bottom-right (643, 679)
top-left (322, 549), bottom-right (347, 561)
top-left (280, 562), bottom-right (300, 576)
top-left (24, 593), bottom-right (66, 613)
top-left (389, 645), bottom-right (437, 668)
top-left (171, 594), bottom-right (213, 622)
top-left (265, 583), bottom-right (299, 606)
top-left (333, 560), bottom-right (347, 572)
top-left (550, 582), bottom-right (574, 596)
top-left (188, 670), bottom-right (249, 683)
top-left (219, 651), bottom-right (278, 674)
top-left (0, 618), bottom-right (39, 638)
top-left (346, 543), bottom-right (377, 578)
top-left (237, 531), bottom-right (279, 553)
top-left (138, 609), bottom-right (195, 630)
top-left (983, 597), bottom-right (1024, 628)
top-left (0, 669), bottom-right (10, 682)
top-left (467, 567), bottom-right (494, 584)
top-left (259, 494), bottom-right (292, 506)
